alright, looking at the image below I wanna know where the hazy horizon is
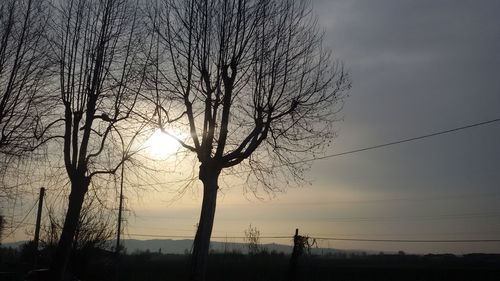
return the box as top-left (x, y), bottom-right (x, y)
top-left (2, 0), bottom-right (499, 255)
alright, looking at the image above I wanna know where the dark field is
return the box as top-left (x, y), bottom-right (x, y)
top-left (2, 247), bottom-right (500, 281)
top-left (118, 253), bottom-right (500, 281)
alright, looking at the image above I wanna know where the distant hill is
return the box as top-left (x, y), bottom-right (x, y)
top-left (120, 239), bottom-right (298, 255)
top-left (120, 239), bottom-right (358, 255)
top-left (0, 240), bottom-right (26, 249)
top-left (2, 239), bottom-right (353, 255)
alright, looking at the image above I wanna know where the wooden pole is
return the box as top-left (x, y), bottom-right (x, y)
top-left (289, 228), bottom-right (300, 281)
top-left (115, 163), bottom-right (124, 255)
top-left (115, 163), bottom-right (125, 281)
top-left (33, 187), bottom-right (45, 267)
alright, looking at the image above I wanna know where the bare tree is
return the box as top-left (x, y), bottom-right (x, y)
top-left (0, 0), bottom-right (51, 156)
top-left (0, 0), bottom-right (52, 203)
top-left (244, 224), bottom-right (261, 255)
top-left (45, 0), bottom-right (148, 279)
top-left (150, 0), bottom-right (350, 280)
top-left (32, 193), bottom-right (115, 279)
top-left (42, 194), bottom-right (115, 252)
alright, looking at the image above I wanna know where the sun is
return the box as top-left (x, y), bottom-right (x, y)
top-left (145, 129), bottom-right (182, 158)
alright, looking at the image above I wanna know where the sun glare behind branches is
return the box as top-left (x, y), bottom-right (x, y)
top-left (144, 129), bottom-right (182, 159)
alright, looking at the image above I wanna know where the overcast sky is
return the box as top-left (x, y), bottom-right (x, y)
top-left (5, 0), bottom-right (500, 254)
top-left (133, 0), bottom-right (500, 254)
top-left (304, 0), bottom-right (500, 253)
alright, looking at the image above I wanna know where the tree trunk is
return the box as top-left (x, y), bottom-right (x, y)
top-left (50, 179), bottom-right (88, 281)
top-left (189, 168), bottom-right (219, 281)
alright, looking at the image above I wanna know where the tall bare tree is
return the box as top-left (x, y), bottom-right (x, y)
top-left (0, 0), bottom-right (51, 156)
top-left (150, 0), bottom-right (350, 280)
top-left (0, 0), bottom-right (52, 203)
top-left (46, 0), bottom-right (148, 279)
top-left (43, 195), bottom-right (115, 252)
top-left (41, 193), bottom-right (115, 254)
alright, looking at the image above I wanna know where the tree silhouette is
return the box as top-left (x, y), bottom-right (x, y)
top-left (150, 0), bottom-right (350, 280)
top-left (0, 0), bottom-right (52, 203)
top-left (244, 224), bottom-right (261, 255)
top-left (0, 0), bottom-right (51, 156)
top-left (43, 194), bottom-right (115, 253)
top-left (45, 0), bottom-right (148, 279)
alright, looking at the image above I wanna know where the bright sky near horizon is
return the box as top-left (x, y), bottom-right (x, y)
top-left (3, 0), bottom-right (500, 255)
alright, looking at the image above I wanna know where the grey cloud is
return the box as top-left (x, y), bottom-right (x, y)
top-left (301, 0), bottom-right (500, 252)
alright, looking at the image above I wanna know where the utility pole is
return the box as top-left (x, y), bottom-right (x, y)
top-left (115, 162), bottom-right (125, 281)
top-left (289, 228), bottom-right (300, 281)
top-left (114, 129), bottom-right (127, 281)
top-left (33, 187), bottom-right (45, 267)
top-left (115, 163), bottom-right (125, 255)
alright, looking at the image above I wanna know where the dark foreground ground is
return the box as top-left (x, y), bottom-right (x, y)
top-left (118, 252), bottom-right (500, 281)
top-left (1, 248), bottom-right (500, 281)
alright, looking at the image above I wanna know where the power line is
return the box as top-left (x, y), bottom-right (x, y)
top-left (9, 119), bottom-right (499, 240)
top-left (313, 237), bottom-right (500, 243)
top-left (4, 198), bottom-right (39, 238)
top-left (126, 233), bottom-right (290, 239)
top-left (125, 227), bottom-right (500, 238)
top-left (196, 117), bottom-right (500, 180)
top-left (126, 233), bottom-right (500, 243)
top-left (132, 210), bottom-right (500, 223)
top-left (112, 117), bottom-right (500, 188)
top-left (213, 192), bottom-right (500, 205)
top-left (293, 117), bottom-right (500, 164)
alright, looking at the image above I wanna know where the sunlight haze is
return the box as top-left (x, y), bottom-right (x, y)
top-left (2, 0), bottom-right (499, 256)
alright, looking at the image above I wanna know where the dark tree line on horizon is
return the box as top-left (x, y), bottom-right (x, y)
top-left (0, 0), bottom-right (350, 280)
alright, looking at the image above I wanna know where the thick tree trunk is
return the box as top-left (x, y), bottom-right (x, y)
top-left (189, 167), bottom-right (219, 281)
top-left (50, 179), bottom-right (88, 281)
